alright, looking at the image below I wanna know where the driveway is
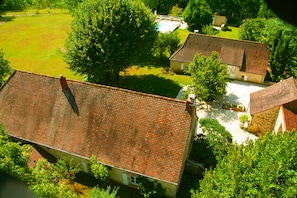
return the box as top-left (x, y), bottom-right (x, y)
top-left (177, 80), bottom-right (268, 144)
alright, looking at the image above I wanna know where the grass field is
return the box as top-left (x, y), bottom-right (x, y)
top-left (0, 10), bottom-right (238, 98)
top-left (0, 11), bottom-right (79, 79)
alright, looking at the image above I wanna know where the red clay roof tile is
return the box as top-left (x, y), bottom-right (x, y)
top-left (282, 106), bottom-right (297, 131)
top-left (0, 71), bottom-right (194, 184)
top-left (170, 33), bottom-right (269, 75)
top-left (250, 77), bottom-right (297, 115)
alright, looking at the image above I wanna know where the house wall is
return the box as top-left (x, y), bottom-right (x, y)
top-left (248, 106), bottom-right (280, 134)
top-left (38, 145), bottom-right (179, 197)
top-left (110, 168), bottom-right (178, 197)
top-left (228, 65), bottom-right (265, 83)
top-left (170, 61), bottom-right (189, 74)
top-left (171, 61), bottom-right (265, 83)
top-left (40, 145), bottom-right (91, 173)
top-left (273, 107), bottom-right (285, 133)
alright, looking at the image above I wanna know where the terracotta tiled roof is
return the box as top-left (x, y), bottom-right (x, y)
top-left (0, 71), bottom-right (194, 184)
top-left (170, 33), bottom-right (269, 75)
top-left (282, 106), bottom-right (297, 131)
top-left (28, 148), bottom-right (43, 168)
top-left (250, 77), bottom-right (297, 115)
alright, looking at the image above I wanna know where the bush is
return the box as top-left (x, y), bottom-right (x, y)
top-left (1, 0), bottom-right (28, 11)
top-left (190, 118), bottom-right (232, 167)
top-left (88, 186), bottom-right (119, 198)
top-left (192, 131), bottom-right (297, 197)
top-left (152, 32), bottom-right (180, 61)
top-left (201, 24), bottom-right (219, 35)
top-left (89, 156), bottom-right (111, 186)
top-left (137, 177), bottom-right (165, 198)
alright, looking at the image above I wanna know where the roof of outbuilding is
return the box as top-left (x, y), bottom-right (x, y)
top-left (0, 70), bottom-right (193, 184)
top-left (282, 106), bottom-right (297, 131)
top-left (250, 77), bottom-right (297, 115)
top-left (170, 33), bottom-right (269, 75)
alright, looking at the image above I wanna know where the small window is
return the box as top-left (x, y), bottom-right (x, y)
top-left (130, 175), bottom-right (139, 185)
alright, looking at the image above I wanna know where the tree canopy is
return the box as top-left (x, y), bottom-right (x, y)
top-left (192, 131), bottom-right (297, 197)
top-left (187, 51), bottom-right (228, 102)
top-left (0, 49), bottom-right (12, 87)
top-left (0, 124), bottom-right (117, 197)
top-left (239, 18), bottom-right (297, 82)
top-left (183, 0), bottom-right (212, 31)
top-left (64, 0), bottom-right (158, 85)
top-left (190, 118), bottom-right (232, 168)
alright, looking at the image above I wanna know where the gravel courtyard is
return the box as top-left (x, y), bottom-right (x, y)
top-left (177, 80), bottom-right (268, 144)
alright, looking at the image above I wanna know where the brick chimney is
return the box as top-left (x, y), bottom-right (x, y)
top-left (59, 75), bottom-right (68, 91)
top-left (186, 94), bottom-right (196, 115)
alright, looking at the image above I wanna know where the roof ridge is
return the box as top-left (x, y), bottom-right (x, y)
top-left (189, 33), bottom-right (267, 46)
top-left (15, 70), bottom-right (186, 104)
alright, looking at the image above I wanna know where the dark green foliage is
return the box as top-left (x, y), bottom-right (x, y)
top-left (65, 0), bottom-right (158, 85)
top-left (183, 0), bottom-right (212, 31)
top-left (208, 0), bottom-right (263, 22)
top-left (190, 118), bottom-right (232, 168)
top-left (141, 0), bottom-right (179, 15)
top-left (152, 31), bottom-right (180, 61)
top-left (1, 0), bottom-right (28, 11)
top-left (187, 51), bottom-right (228, 102)
top-left (257, 0), bottom-right (276, 19)
top-left (192, 131), bottom-right (297, 197)
top-left (239, 18), bottom-right (266, 42)
top-left (239, 18), bottom-right (297, 82)
top-left (137, 177), bottom-right (165, 198)
top-left (0, 49), bottom-right (13, 87)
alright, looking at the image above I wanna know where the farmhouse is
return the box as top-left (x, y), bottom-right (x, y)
top-left (0, 70), bottom-right (198, 197)
top-left (169, 33), bottom-right (269, 84)
top-left (248, 77), bottom-right (297, 134)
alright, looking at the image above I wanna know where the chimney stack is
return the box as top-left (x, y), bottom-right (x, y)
top-left (59, 75), bottom-right (68, 91)
top-left (186, 94), bottom-right (196, 114)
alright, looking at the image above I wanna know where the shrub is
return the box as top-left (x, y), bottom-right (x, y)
top-left (137, 177), bottom-right (165, 198)
top-left (190, 118), bottom-right (232, 168)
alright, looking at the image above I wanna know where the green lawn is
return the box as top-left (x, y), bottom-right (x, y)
top-left (216, 26), bottom-right (239, 39)
top-left (0, 11), bottom-right (79, 80)
top-left (0, 10), bottom-right (238, 98)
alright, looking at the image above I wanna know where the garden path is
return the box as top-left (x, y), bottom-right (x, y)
top-left (177, 80), bottom-right (268, 144)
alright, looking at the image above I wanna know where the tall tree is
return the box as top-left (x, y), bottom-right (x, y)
top-left (142, 0), bottom-right (179, 15)
top-left (192, 130), bottom-right (297, 197)
top-left (152, 31), bottom-right (180, 61)
top-left (238, 18), bottom-right (266, 42)
top-left (239, 18), bottom-right (297, 82)
top-left (0, 49), bottom-right (12, 87)
top-left (64, 0), bottom-right (158, 85)
top-left (187, 51), bottom-right (228, 102)
top-left (190, 118), bottom-right (232, 168)
top-left (183, 0), bottom-right (212, 31)
top-left (257, 0), bottom-right (275, 19)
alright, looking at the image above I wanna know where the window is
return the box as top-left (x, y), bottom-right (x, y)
top-left (130, 175), bottom-right (139, 185)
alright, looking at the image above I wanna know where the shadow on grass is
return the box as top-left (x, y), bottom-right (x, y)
top-left (0, 15), bottom-right (15, 22)
top-left (119, 74), bottom-right (182, 98)
top-left (134, 53), bottom-right (171, 68)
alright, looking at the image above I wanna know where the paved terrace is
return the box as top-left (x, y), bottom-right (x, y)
top-left (177, 80), bottom-right (268, 144)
